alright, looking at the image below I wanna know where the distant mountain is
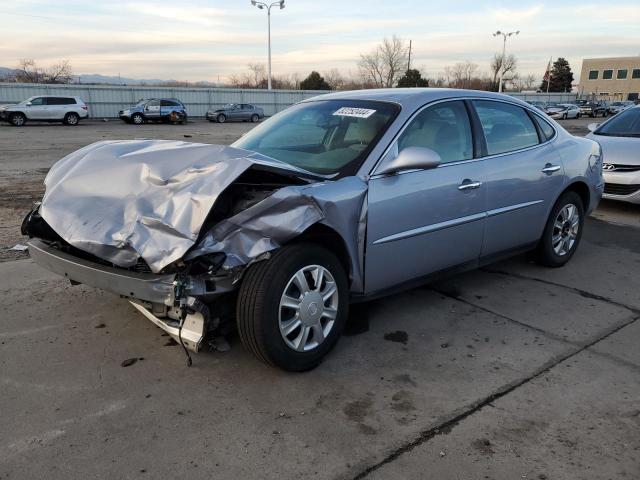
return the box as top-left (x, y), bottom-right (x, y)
top-left (0, 68), bottom-right (220, 87)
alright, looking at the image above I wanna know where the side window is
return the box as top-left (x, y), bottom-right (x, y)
top-left (397, 100), bottom-right (473, 163)
top-left (147, 99), bottom-right (161, 107)
top-left (534, 115), bottom-right (555, 141)
top-left (30, 97), bottom-right (45, 105)
top-left (473, 100), bottom-right (540, 155)
top-left (63, 98), bottom-right (77, 105)
top-left (161, 100), bottom-right (180, 107)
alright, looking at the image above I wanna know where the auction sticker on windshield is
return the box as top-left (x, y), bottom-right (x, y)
top-left (333, 107), bottom-right (377, 118)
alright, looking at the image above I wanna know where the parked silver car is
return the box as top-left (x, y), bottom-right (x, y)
top-left (586, 106), bottom-right (640, 204)
top-left (544, 103), bottom-right (581, 119)
top-left (0, 95), bottom-right (88, 126)
top-left (23, 89), bottom-right (603, 370)
top-left (205, 103), bottom-right (264, 123)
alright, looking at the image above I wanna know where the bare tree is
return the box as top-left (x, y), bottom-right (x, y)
top-left (15, 59), bottom-right (43, 83)
top-left (447, 61), bottom-right (479, 89)
top-left (46, 60), bottom-right (73, 84)
top-left (247, 62), bottom-right (266, 88)
top-left (324, 68), bottom-right (345, 90)
top-left (514, 73), bottom-right (538, 91)
top-left (490, 53), bottom-right (517, 90)
top-left (358, 36), bottom-right (408, 88)
top-left (14, 58), bottom-right (73, 84)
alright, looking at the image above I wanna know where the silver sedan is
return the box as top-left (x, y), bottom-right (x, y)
top-left (24, 89), bottom-right (603, 370)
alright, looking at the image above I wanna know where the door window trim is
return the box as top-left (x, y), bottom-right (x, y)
top-left (371, 96), bottom-right (557, 178)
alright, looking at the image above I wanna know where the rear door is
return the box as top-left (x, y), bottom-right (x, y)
top-left (365, 100), bottom-right (487, 294)
top-left (144, 99), bottom-right (161, 120)
top-left (160, 99), bottom-right (181, 119)
top-left (471, 100), bottom-right (565, 257)
top-left (47, 97), bottom-right (73, 120)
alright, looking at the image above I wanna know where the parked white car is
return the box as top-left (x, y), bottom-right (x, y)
top-left (586, 106), bottom-right (640, 204)
top-left (0, 95), bottom-right (88, 126)
top-left (544, 103), bottom-right (581, 120)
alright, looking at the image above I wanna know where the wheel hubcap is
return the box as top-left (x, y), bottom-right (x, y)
top-left (278, 265), bottom-right (338, 352)
top-left (552, 203), bottom-right (580, 256)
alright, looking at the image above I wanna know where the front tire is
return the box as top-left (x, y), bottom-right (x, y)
top-left (64, 112), bottom-right (79, 125)
top-left (9, 112), bottom-right (26, 127)
top-left (535, 191), bottom-right (584, 268)
top-left (217, 113), bottom-right (226, 123)
top-left (236, 243), bottom-right (349, 371)
top-left (251, 114), bottom-right (259, 123)
top-left (131, 113), bottom-right (144, 125)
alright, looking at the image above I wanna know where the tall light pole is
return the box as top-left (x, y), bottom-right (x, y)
top-left (492, 30), bottom-right (519, 93)
top-left (251, 0), bottom-right (285, 90)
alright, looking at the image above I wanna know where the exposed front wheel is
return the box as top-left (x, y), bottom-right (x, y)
top-left (535, 191), bottom-right (584, 267)
top-left (217, 114), bottom-right (226, 123)
top-left (64, 112), bottom-right (79, 125)
top-left (236, 243), bottom-right (348, 371)
top-left (251, 114), bottom-right (259, 123)
top-left (131, 113), bottom-right (144, 125)
top-left (9, 113), bottom-right (26, 126)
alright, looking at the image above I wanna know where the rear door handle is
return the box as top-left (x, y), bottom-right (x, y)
top-left (541, 164), bottom-right (561, 174)
top-left (458, 180), bottom-right (482, 191)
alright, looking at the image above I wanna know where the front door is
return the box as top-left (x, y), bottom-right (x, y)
top-left (471, 100), bottom-right (565, 257)
top-left (26, 97), bottom-right (48, 119)
top-left (365, 100), bottom-right (487, 294)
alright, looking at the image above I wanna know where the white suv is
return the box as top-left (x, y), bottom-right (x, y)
top-left (0, 96), bottom-right (88, 126)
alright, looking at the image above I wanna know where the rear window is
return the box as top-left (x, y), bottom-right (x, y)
top-left (473, 100), bottom-right (540, 155)
top-left (46, 97), bottom-right (76, 105)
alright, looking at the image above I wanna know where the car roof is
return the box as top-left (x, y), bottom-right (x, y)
top-left (301, 88), bottom-right (533, 109)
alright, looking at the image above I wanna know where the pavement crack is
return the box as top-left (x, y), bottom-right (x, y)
top-left (349, 310), bottom-right (639, 480)
top-left (480, 267), bottom-right (640, 315)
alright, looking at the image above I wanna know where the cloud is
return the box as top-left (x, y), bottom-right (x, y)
top-left (491, 5), bottom-right (544, 24)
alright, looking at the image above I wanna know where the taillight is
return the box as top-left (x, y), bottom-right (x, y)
top-left (81, 105), bottom-right (88, 110)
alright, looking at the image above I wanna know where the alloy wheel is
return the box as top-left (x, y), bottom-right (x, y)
top-left (552, 203), bottom-right (580, 256)
top-left (278, 265), bottom-right (339, 352)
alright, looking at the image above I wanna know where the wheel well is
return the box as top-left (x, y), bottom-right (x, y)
top-left (291, 223), bottom-right (352, 278)
top-left (564, 181), bottom-right (590, 210)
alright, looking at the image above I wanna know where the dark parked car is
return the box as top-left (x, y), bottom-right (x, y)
top-left (206, 103), bottom-right (264, 123)
top-left (118, 98), bottom-right (187, 125)
top-left (576, 100), bottom-right (607, 118)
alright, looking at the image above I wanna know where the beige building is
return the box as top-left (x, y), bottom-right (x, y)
top-left (578, 56), bottom-right (640, 101)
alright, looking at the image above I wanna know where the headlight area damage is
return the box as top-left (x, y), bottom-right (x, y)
top-left (22, 140), bottom-right (367, 355)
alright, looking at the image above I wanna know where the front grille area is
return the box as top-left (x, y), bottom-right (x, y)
top-left (606, 164), bottom-right (640, 172)
top-left (604, 183), bottom-right (640, 196)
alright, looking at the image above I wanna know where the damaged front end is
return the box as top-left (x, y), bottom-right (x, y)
top-left (23, 140), bottom-right (368, 353)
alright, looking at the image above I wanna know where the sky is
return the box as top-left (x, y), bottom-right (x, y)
top-left (1, 0), bottom-right (639, 83)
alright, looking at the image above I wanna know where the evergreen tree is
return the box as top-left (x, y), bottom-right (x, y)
top-left (396, 69), bottom-right (429, 88)
top-left (540, 58), bottom-right (574, 92)
top-left (300, 71), bottom-right (331, 90)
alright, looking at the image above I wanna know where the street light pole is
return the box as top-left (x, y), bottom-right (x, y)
top-left (492, 30), bottom-right (519, 93)
top-left (251, 0), bottom-right (285, 90)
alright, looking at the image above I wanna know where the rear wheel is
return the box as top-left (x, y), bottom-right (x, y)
top-left (131, 113), bottom-right (144, 125)
top-left (64, 112), bottom-right (79, 125)
top-left (535, 191), bottom-right (584, 267)
top-left (217, 113), bottom-right (226, 123)
top-left (236, 243), bottom-right (348, 371)
top-left (9, 112), bottom-right (26, 127)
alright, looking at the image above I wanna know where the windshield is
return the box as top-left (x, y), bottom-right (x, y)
top-left (595, 108), bottom-right (640, 137)
top-left (233, 100), bottom-right (399, 175)
top-left (134, 99), bottom-right (148, 106)
top-left (223, 103), bottom-right (238, 109)
top-left (18, 97), bottom-right (36, 105)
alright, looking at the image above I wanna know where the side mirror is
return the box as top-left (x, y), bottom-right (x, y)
top-left (587, 123), bottom-right (600, 132)
top-left (377, 146), bottom-right (442, 176)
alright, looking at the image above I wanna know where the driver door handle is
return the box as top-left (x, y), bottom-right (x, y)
top-left (458, 180), bottom-right (482, 191)
top-left (542, 164), bottom-right (561, 174)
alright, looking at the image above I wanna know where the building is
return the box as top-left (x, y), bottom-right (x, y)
top-left (577, 56), bottom-right (640, 101)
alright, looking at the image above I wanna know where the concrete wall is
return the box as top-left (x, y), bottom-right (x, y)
top-left (0, 83), bottom-right (329, 118)
top-left (0, 83), bottom-right (578, 118)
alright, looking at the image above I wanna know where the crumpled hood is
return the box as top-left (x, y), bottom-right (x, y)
top-left (586, 133), bottom-right (640, 166)
top-left (39, 139), bottom-right (314, 273)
